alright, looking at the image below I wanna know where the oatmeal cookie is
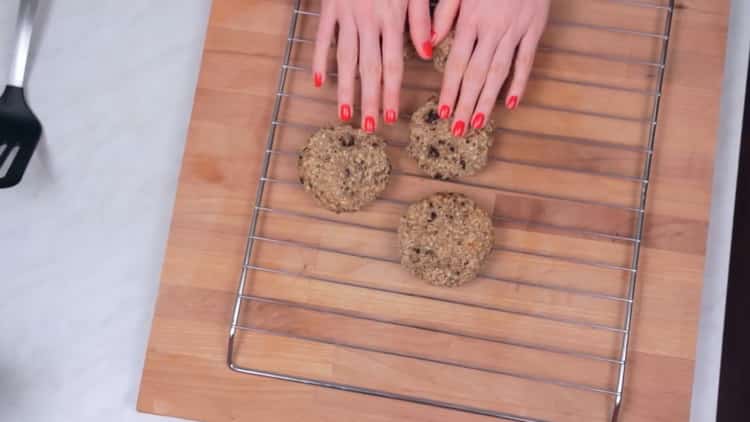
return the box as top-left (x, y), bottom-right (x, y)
top-left (398, 192), bottom-right (495, 287)
top-left (408, 96), bottom-right (494, 180)
top-left (298, 126), bottom-right (391, 213)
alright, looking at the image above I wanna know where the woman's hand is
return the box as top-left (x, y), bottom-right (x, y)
top-left (432, 0), bottom-right (550, 136)
top-left (313, 1), bottom-right (432, 133)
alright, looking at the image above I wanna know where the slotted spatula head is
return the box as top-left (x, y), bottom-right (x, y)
top-left (0, 85), bottom-right (41, 188)
top-left (1, 0), bottom-right (41, 188)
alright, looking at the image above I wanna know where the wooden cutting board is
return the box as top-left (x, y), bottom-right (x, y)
top-left (137, 0), bottom-right (729, 421)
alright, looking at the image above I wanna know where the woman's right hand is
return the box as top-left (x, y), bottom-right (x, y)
top-left (432, 0), bottom-right (550, 136)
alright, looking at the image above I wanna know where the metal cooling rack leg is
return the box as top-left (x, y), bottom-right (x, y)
top-left (227, 0), bottom-right (303, 368)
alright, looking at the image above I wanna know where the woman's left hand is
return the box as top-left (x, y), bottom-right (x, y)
top-left (432, 0), bottom-right (550, 135)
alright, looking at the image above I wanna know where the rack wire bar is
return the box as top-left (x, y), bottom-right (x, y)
top-left (610, 1), bottom-right (674, 420)
top-left (268, 125), bottom-right (650, 182)
top-left (277, 80), bottom-right (653, 126)
top-left (230, 361), bottom-right (553, 422)
top-left (238, 294), bottom-right (623, 365)
top-left (248, 232), bottom-right (633, 304)
top-left (274, 95), bottom-right (656, 153)
top-left (228, 1), bottom-right (676, 421)
top-left (274, 115), bottom-right (653, 154)
top-left (266, 161), bottom-right (647, 212)
top-left (259, 178), bottom-right (641, 245)
top-left (244, 260), bottom-right (627, 332)
top-left (284, 62), bottom-right (662, 96)
top-left (237, 324), bottom-right (617, 395)
top-left (247, 222), bottom-right (634, 303)
top-left (251, 204), bottom-right (636, 272)
top-left (291, 34), bottom-right (664, 68)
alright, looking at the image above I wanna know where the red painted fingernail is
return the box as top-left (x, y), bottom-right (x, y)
top-left (422, 41), bottom-right (433, 58)
top-left (452, 120), bottom-right (466, 137)
top-left (506, 96), bottom-right (519, 110)
top-left (364, 116), bottom-right (376, 133)
top-left (314, 72), bottom-right (323, 88)
top-left (471, 113), bottom-right (485, 129)
top-left (439, 104), bottom-right (451, 119)
top-left (339, 104), bottom-right (352, 122)
top-left (385, 109), bottom-right (397, 124)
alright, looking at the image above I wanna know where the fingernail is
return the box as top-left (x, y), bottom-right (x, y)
top-left (364, 116), bottom-right (376, 133)
top-left (452, 120), bottom-right (465, 137)
top-left (314, 72), bottom-right (323, 88)
top-left (431, 29), bottom-right (437, 44)
top-left (439, 104), bottom-right (451, 119)
top-left (506, 95), bottom-right (518, 110)
top-left (339, 104), bottom-right (352, 122)
top-left (471, 113), bottom-right (485, 129)
top-left (385, 109), bottom-right (397, 124)
top-left (422, 41), bottom-right (433, 59)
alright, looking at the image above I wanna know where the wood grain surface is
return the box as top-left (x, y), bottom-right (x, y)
top-left (137, 0), bottom-right (730, 421)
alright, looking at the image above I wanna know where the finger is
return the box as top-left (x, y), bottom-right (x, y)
top-left (437, 25), bottom-right (477, 122)
top-left (408, 0), bottom-right (433, 59)
top-left (505, 19), bottom-right (547, 109)
top-left (452, 35), bottom-right (501, 135)
top-left (381, 26), bottom-right (404, 125)
top-left (473, 33), bottom-right (521, 128)
top-left (432, 0), bottom-right (460, 44)
top-left (336, 19), bottom-right (358, 122)
top-left (312, 0), bottom-right (336, 88)
top-left (357, 26), bottom-right (382, 133)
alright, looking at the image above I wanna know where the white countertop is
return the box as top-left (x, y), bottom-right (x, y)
top-left (0, 1), bottom-right (746, 422)
top-left (0, 1), bottom-right (210, 421)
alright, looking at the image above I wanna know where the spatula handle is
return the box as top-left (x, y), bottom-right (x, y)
top-left (9, 0), bottom-right (38, 88)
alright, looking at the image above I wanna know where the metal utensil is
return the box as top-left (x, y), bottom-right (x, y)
top-left (0, 0), bottom-right (41, 188)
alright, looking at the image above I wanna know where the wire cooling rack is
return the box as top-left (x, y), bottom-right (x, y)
top-left (227, 1), bottom-right (675, 421)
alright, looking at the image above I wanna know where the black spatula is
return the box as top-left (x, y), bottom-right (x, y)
top-left (0, 0), bottom-right (41, 188)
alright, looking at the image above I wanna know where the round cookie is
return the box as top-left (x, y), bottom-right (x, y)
top-left (433, 31), bottom-right (454, 73)
top-left (407, 96), bottom-right (494, 180)
top-left (398, 192), bottom-right (495, 287)
top-left (298, 126), bottom-right (391, 213)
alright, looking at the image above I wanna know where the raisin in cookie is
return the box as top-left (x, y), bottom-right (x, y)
top-left (408, 96), bottom-right (494, 180)
top-left (398, 193), bottom-right (495, 287)
top-left (298, 126), bottom-right (391, 213)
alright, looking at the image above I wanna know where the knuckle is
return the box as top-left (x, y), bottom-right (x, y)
top-left (383, 59), bottom-right (403, 77)
top-left (337, 49), bottom-right (356, 67)
top-left (456, 8), bottom-right (476, 26)
top-left (489, 59), bottom-right (511, 79)
top-left (464, 83), bottom-right (482, 97)
top-left (455, 107), bottom-right (474, 120)
top-left (388, 82), bottom-right (403, 97)
top-left (386, 9), bottom-right (407, 25)
top-left (517, 50), bottom-right (535, 69)
top-left (464, 65), bottom-right (485, 86)
top-left (455, 98), bottom-right (473, 114)
top-left (445, 60), bottom-right (466, 77)
top-left (359, 60), bottom-right (382, 78)
top-left (415, 15), bottom-right (429, 28)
